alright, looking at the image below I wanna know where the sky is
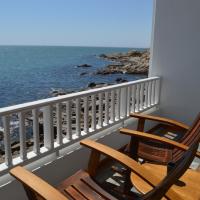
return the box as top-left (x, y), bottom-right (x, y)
top-left (0, 0), bottom-right (153, 48)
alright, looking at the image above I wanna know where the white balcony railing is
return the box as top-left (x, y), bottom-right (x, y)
top-left (0, 77), bottom-right (160, 174)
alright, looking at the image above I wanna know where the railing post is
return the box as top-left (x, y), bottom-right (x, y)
top-left (66, 101), bottom-right (72, 140)
top-left (76, 98), bottom-right (81, 137)
top-left (110, 90), bottom-right (115, 122)
top-left (155, 78), bottom-right (161, 105)
top-left (104, 92), bottom-right (109, 125)
top-left (131, 85), bottom-right (136, 112)
top-left (56, 103), bottom-right (62, 145)
top-left (2, 116), bottom-right (12, 167)
top-left (91, 94), bottom-right (96, 131)
top-left (19, 112), bottom-right (27, 160)
top-left (116, 89), bottom-right (121, 120)
top-left (120, 87), bottom-right (127, 118)
top-left (148, 81), bottom-right (152, 107)
top-left (43, 105), bottom-right (54, 150)
top-left (136, 84), bottom-right (140, 112)
top-left (32, 109), bottom-right (40, 155)
top-left (84, 96), bottom-right (89, 133)
top-left (140, 83), bottom-right (144, 110)
top-left (98, 93), bottom-right (103, 128)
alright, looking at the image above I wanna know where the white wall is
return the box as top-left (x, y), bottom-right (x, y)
top-left (150, 0), bottom-right (200, 124)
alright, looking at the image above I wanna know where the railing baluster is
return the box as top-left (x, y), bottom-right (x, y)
top-left (2, 116), bottom-right (12, 167)
top-left (91, 94), bottom-right (96, 131)
top-left (104, 92), bottom-right (109, 125)
top-left (155, 79), bottom-right (160, 105)
top-left (56, 103), bottom-right (62, 145)
top-left (43, 105), bottom-right (54, 150)
top-left (140, 83), bottom-right (144, 110)
top-left (66, 101), bottom-right (72, 140)
top-left (110, 90), bottom-right (115, 122)
top-left (32, 109), bottom-right (40, 155)
top-left (148, 81), bottom-right (152, 107)
top-left (19, 112), bottom-right (27, 160)
top-left (98, 93), bottom-right (103, 128)
top-left (116, 89), bottom-right (121, 120)
top-left (144, 82), bottom-right (148, 108)
top-left (76, 98), bottom-right (81, 137)
top-left (84, 96), bottom-right (89, 133)
top-left (131, 85), bottom-right (136, 112)
top-left (120, 87), bottom-right (127, 117)
top-left (151, 80), bottom-right (155, 105)
top-left (127, 86), bottom-right (131, 115)
top-left (136, 84), bottom-right (140, 112)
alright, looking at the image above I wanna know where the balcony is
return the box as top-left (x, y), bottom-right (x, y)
top-left (0, 77), bottom-right (160, 175)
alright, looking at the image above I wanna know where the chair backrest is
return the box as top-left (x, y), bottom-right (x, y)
top-left (173, 112), bottom-right (200, 161)
top-left (143, 113), bottom-right (200, 200)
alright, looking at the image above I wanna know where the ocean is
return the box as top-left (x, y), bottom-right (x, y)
top-left (0, 45), bottom-right (147, 108)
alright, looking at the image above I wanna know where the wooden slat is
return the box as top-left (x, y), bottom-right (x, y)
top-left (19, 112), bottom-right (27, 160)
top-left (120, 128), bottom-right (198, 154)
top-left (10, 166), bottom-right (67, 200)
top-left (32, 109), bottom-right (40, 155)
top-left (66, 101), bottom-right (72, 140)
top-left (65, 186), bottom-right (86, 200)
top-left (73, 180), bottom-right (104, 200)
top-left (2, 115), bottom-right (12, 167)
top-left (130, 113), bottom-right (190, 130)
top-left (82, 176), bottom-right (117, 200)
top-left (56, 103), bottom-right (62, 145)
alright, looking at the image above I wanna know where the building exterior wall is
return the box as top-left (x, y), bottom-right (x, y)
top-left (150, 0), bottom-right (200, 124)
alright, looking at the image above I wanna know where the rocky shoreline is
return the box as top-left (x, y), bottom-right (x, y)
top-left (0, 49), bottom-right (150, 163)
top-left (95, 50), bottom-right (149, 75)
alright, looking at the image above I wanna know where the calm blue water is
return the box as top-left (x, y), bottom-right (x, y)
top-left (0, 46), bottom-right (147, 108)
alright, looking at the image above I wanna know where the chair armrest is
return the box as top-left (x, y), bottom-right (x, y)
top-left (120, 128), bottom-right (200, 159)
top-left (10, 166), bottom-right (68, 200)
top-left (80, 139), bottom-right (183, 200)
top-left (130, 113), bottom-right (190, 131)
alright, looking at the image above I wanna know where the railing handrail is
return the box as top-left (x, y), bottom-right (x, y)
top-left (0, 76), bottom-right (159, 116)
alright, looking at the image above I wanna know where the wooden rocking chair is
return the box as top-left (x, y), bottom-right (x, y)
top-left (120, 113), bottom-right (200, 164)
top-left (10, 122), bottom-right (200, 200)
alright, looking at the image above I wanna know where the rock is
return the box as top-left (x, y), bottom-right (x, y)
top-left (127, 50), bottom-right (143, 57)
top-left (115, 78), bottom-right (128, 83)
top-left (87, 82), bottom-right (110, 89)
top-left (96, 50), bottom-right (150, 75)
top-left (87, 82), bottom-right (96, 88)
top-left (99, 54), bottom-right (107, 58)
top-left (0, 131), bottom-right (3, 141)
top-left (80, 72), bottom-right (88, 76)
top-left (77, 64), bottom-right (92, 68)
